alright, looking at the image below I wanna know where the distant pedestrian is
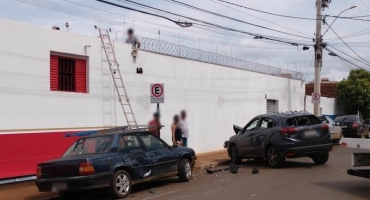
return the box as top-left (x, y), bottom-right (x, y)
top-left (125, 28), bottom-right (141, 49)
top-left (171, 115), bottom-right (182, 147)
top-left (148, 112), bottom-right (161, 138)
top-left (178, 110), bottom-right (189, 147)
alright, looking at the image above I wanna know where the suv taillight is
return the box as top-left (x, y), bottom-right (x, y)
top-left (36, 166), bottom-right (42, 179)
top-left (79, 162), bottom-right (95, 176)
top-left (352, 122), bottom-right (358, 129)
top-left (279, 127), bottom-right (298, 137)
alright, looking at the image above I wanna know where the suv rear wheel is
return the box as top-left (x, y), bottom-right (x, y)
top-left (267, 146), bottom-right (284, 168)
top-left (109, 170), bottom-right (132, 199)
top-left (178, 159), bottom-right (192, 182)
top-left (230, 145), bottom-right (241, 164)
top-left (312, 153), bottom-right (329, 165)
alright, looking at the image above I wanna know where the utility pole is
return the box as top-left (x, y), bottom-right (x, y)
top-left (314, 0), bottom-right (323, 116)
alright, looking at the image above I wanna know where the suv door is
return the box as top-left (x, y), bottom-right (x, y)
top-left (254, 117), bottom-right (276, 155)
top-left (237, 118), bottom-right (259, 157)
top-left (137, 133), bottom-right (177, 175)
top-left (119, 135), bottom-right (152, 180)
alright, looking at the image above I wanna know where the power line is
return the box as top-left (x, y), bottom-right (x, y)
top-left (328, 26), bottom-right (370, 65)
top-left (360, 0), bottom-right (370, 10)
top-left (101, 0), bottom-right (312, 46)
top-left (210, 0), bottom-right (317, 20)
top-left (17, 0), bottom-right (302, 51)
top-left (211, 0), bottom-right (370, 21)
top-left (208, 0), bottom-right (311, 37)
top-left (327, 52), bottom-right (353, 70)
top-left (164, 0), bottom-right (311, 39)
top-left (303, 55), bottom-right (315, 81)
top-left (324, 48), bottom-right (367, 70)
top-left (326, 45), bottom-right (370, 69)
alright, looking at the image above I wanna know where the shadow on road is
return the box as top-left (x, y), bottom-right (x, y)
top-left (237, 159), bottom-right (317, 169)
top-left (313, 180), bottom-right (370, 199)
top-left (39, 177), bottom-right (182, 200)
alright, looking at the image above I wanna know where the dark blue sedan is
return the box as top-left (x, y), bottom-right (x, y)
top-left (35, 128), bottom-right (196, 199)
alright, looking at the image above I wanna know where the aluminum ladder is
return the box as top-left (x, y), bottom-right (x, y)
top-left (98, 28), bottom-right (138, 129)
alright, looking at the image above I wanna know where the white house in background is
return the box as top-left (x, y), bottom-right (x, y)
top-left (0, 18), bottom-right (305, 179)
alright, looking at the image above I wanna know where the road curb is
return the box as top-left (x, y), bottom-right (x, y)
top-left (193, 160), bottom-right (231, 171)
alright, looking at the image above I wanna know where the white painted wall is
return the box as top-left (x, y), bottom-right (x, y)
top-left (305, 96), bottom-right (345, 115)
top-left (0, 19), bottom-right (305, 153)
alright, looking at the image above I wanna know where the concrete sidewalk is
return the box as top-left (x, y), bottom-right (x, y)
top-left (194, 149), bottom-right (230, 170)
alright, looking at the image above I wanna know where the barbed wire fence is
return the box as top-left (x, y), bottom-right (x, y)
top-left (139, 37), bottom-right (304, 80)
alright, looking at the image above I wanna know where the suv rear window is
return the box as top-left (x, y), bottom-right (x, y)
top-left (285, 115), bottom-right (320, 127)
top-left (63, 136), bottom-right (113, 156)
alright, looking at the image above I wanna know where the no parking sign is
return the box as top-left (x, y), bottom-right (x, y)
top-left (150, 83), bottom-right (164, 103)
top-left (312, 92), bottom-right (321, 104)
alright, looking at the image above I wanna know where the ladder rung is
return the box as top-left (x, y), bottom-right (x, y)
top-left (128, 121), bottom-right (136, 123)
top-left (117, 86), bottom-right (125, 88)
top-left (104, 43), bottom-right (112, 45)
top-left (126, 112), bottom-right (133, 114)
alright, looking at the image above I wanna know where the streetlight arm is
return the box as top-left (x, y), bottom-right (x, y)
top-left (322, 5), bottom-right (356, 37)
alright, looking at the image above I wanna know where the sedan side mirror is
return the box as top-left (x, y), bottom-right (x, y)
top-left (336, 122), bottom-right (340, 126)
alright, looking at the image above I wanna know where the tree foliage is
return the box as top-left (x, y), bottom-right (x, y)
top-left (337, 69), bottom-right (370, 119)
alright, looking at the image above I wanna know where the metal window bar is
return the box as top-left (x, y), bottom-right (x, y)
top-left (58, 58), bottom-right (75, 91)
top-left (139, 37), bottom-right (304, 80)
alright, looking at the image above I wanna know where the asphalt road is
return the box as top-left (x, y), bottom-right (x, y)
top-left (2, 145), bottom-right (370, 200)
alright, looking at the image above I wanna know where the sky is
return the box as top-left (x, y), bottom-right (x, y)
top-left (1, 0), bottom-right (370, 81)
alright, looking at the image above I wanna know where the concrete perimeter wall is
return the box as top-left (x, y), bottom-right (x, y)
top-left (0, 18), bottom-right (305, 178)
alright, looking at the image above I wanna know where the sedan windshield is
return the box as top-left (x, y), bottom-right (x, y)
top-left (63, 136), bottom-right (113, 156)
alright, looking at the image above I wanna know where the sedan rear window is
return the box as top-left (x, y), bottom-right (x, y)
top-left (63, 136), bottom-right (113, 156)
top-left (335, 115), bottom-right (357, 122)
top-left (285, 115), bottom-right (320, 127)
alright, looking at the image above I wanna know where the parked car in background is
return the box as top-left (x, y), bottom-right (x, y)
top-left (35, 128), bottom-right (196, 199)
top-left (318, 116), bottom-right (343, 143)
top-left (334, 115), bottom-right (363, 138)
top-left (224, 111), bottom-right (333, 168)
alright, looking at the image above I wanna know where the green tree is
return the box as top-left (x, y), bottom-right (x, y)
top-left (337, 69), bottom-right (370, 119)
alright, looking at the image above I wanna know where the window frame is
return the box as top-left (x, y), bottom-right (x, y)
top-left (62, 135), bottom-right (113, 157)
top-left (50, 54), bottom-right (87, 93)
top-left (136, 132), bottom-right (170, 151)
top-left (119, 134), bottom-right (146, 154)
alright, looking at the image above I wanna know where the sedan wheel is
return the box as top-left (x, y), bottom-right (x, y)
top-left (178, 159), bottom-right (192, 182)
top-left (267, 146), bottom-right (284, 168)
top-left (109, 170), bottom-right (132, 199)
top-left (116, 174), bottom-right (130, 195)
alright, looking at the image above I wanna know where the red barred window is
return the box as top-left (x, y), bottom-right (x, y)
top-left (50, 55), bottom-right (87, 93)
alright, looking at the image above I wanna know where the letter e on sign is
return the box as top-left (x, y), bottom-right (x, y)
top-left (150, 83), bottom-right (164, 103)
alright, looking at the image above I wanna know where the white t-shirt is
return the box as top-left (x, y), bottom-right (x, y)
top-left (178, 119), bottom-right (189, 138)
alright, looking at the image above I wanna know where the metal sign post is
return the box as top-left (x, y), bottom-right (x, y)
top-left (150, 83), bottom-right (164, 135)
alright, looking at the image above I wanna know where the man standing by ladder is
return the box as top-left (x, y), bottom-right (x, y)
top-left (179, 110), bottom-right (189, 147)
